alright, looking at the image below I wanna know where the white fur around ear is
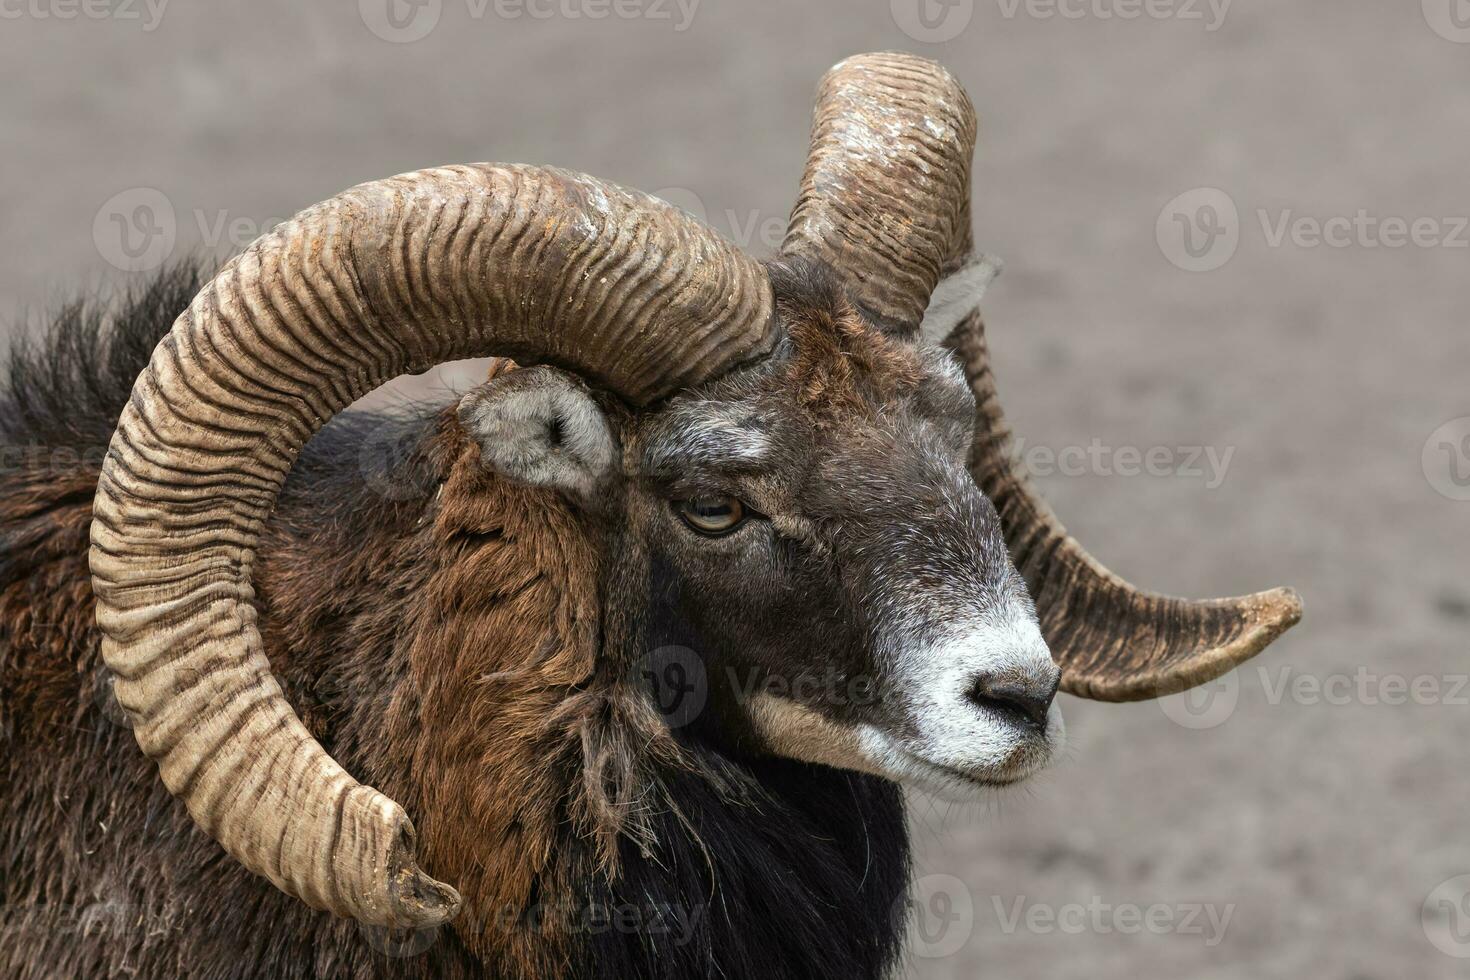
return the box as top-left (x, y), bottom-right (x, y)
top-left (920, 254), bottom-right (1004, 343)
top-left (456, 366), bottom-right (616, 499)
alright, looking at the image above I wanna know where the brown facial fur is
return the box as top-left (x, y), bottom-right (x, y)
top-left (779, 285), bottom-right (926, 421)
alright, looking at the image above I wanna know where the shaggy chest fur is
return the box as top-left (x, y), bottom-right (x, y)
top-left (1, 406), bottom-right (911, 980)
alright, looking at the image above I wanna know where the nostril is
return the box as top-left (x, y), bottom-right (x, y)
top-left (967, 674), bottom-right (1058, 730)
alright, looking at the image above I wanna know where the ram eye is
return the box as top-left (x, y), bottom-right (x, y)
top-left (675, 496), bottom-right (747, 536)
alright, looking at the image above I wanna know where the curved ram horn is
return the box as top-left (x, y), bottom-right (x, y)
top-left (89, 164), bottom-right (775, 927)
top-left (948, 311), bottom-right (1303, 701)
top-left (782, 51), bottom-right (976, 334)
top-left (786, 50), bottom-right (1301, 697)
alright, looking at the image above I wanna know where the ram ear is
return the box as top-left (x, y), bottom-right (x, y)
top-left (920, 254), bottom-right (1004, 343)
top-left (457, 365), bottom-right (617, 499)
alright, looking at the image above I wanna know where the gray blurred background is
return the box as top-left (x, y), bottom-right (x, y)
top-left (2, 1), bottom-right (1467, 977)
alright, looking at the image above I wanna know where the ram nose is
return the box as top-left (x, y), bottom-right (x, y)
top-left (967, 669), bottom-right (1060, 731)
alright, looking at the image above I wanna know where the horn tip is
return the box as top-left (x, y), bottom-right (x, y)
top-left (825, 50), bottom-right (958, 79)
top-left (1058, 585), bottom-right (1304, 703)
top-left (1246, 587), bottom-right (1305, 631)
top-left (389, 866), bottom-right (462, 929)
top-left (386, 821), bottom-right (462, 928)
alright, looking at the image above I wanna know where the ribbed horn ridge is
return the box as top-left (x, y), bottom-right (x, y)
top-left (89, 164), bottom-right (774, 927)
top-left (948, 311), bottom-right (1303, 701)
top-left (782, 52), bottom-right (976, 333)
top-left (790, 51), bottom-right (1302, 698)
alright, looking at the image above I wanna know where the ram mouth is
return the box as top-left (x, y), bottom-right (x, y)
top-left (855, 722), bottom-right (1060, 799)
top-left (743, 690), bottom-right (1058, 796)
